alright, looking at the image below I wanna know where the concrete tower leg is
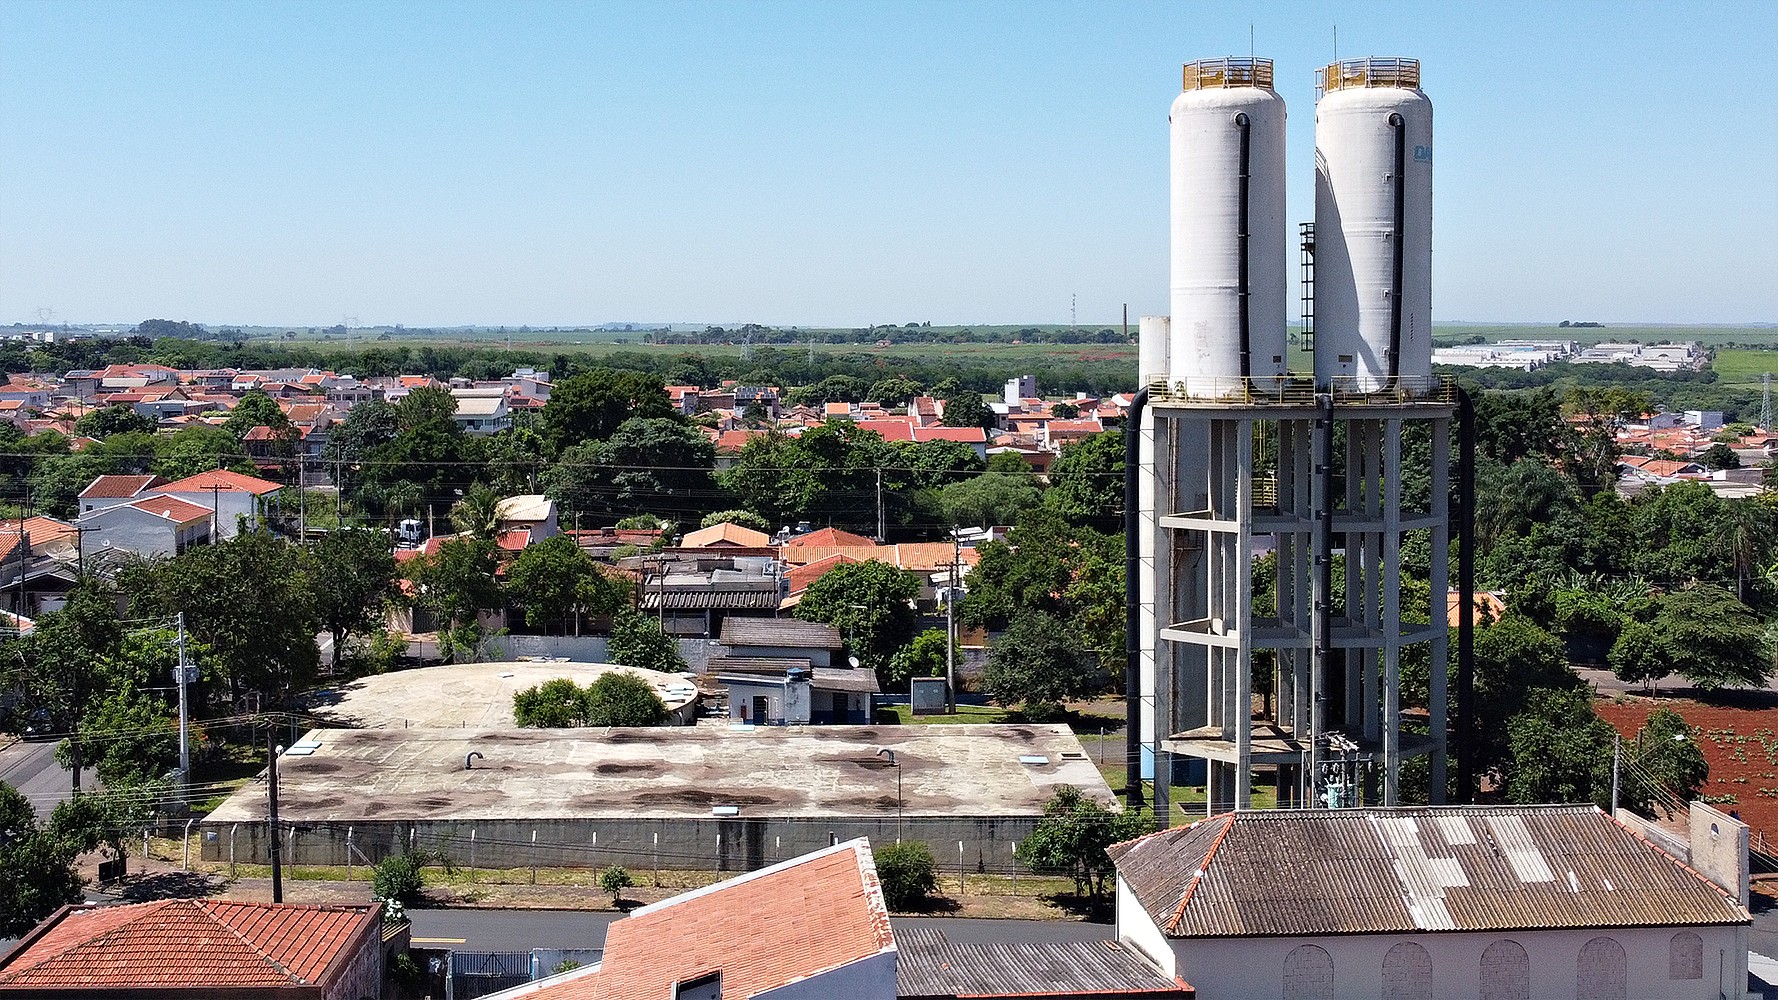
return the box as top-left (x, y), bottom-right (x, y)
top-left (1382, 418), bottom-right (1403, 805)
top-left (1428, 416), bottom-right (1451, 803)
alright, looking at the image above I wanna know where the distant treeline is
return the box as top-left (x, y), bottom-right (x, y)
top-left (1447, 361), bottom-right (1760, 424)
top-left (0, 337), bottom-right (1140, 397)
top-left (646, 323), bottom-right (1130, 346)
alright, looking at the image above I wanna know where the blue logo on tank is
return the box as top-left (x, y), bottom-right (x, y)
top-left (1413, 145), bottom-right (1432, 163)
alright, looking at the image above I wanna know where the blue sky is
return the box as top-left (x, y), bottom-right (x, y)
top-left (2, 1), bottom-right (1774, 328)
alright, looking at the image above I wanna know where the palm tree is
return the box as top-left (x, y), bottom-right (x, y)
top-left (449, 481), bottom-right (502, 540)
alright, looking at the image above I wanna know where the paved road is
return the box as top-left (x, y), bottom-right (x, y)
top-left (407, 909), bottom-right (1111, 952)
top-left (0, 739), bottom-right (96, 820)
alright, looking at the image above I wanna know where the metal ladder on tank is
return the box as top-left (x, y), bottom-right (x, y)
top-left (1298, 222), bottom-right (1316, 353)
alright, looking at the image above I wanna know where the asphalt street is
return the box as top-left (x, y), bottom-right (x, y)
top-left (407, 909), bottom-right (1112, 952)
top-left (0, 738), bottom-right (95, 820)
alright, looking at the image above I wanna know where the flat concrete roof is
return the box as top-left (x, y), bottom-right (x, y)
top-left (204, 724), bottom-right (1113, 824)
top-left (299, 661), bottom-right (699, 729)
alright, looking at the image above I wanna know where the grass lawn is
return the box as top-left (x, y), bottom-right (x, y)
top-left (879, 704), bottom-right (1010, 726)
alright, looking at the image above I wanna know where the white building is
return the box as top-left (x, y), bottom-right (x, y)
top-left (449, 388), bottom-right (511, 434)
top-left (1108, 804), bottom-right (1753, 1000)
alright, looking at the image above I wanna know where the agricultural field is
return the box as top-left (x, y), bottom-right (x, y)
top-left (1594, 696), bottom-right (1778, 856)
top-left (1709, 348), bottom-right (1778, 385)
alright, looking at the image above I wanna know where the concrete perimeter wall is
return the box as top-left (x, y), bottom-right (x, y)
top-left (201, 814), bottom-right (1035, 874)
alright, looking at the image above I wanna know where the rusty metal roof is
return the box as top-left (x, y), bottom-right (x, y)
top-left (896, 932), bottom-right (1193, 999)
top-left (1106, 805), bottom-right (1748, 938)
top-left (720, 617), bottom-right (843, 648)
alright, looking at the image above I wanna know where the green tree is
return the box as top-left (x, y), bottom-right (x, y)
top-left (866, 377), bottom-right (922, 408)
top-left (1014, 786), bottom-right (1145, 900)
top-left (938, 471), bottom-right (1040, 528)
top-left (699, 509), bottom-right (770, 532)
top-left (505, 535), bottom-right (629, 633)
top-left (513, 677), bottom-right (586, 727)
top-left (55, 689), bottom-right (177, 788)
top-left (886, 629), bottom-right (950, 688)
top-left (583, 672), bottom-right (669, 726)
top-left (305, 528), bottom-right (400, 674)
top-left (1699, 442), bottom-right (1740, 470)
top-left (222, 389), bottom-right (296, 440)
top-left (1621, 708), bottom-right (1709, 816)
top-left (795, 560), bottom-right (920, 678)
top-left (1503, 687), bottom-right (1616, 807)
top-left (1650, 583), bottom-right (1772, 689)
top-left (1471, 613), bottom-right (1579, 784)
top-left (8, 583), bottom-right (128, 785)
top-left (873, 841), bottom-right (938, 911)
top-left (542, 418), bottom-right (718, 522)
top-left (372, 852), bottom-right (427, 906)
top-left (598, 865), bottom-right (634, 904)
top-left (153, 425), bottom-right (251, 480)
top-left (0, 784), bottom-right (104, 937)
top-left (981, 610), bottom-right (1097, 715)
top-left (132, 529), bottom-right (320, 707)
top-left (396, 386), bottom-right (458, 430)
top-left (449, 481), bottom-right (503, 539)
top-left (1050, 401), bottom-right (1080, 419)
top-left (1043, 431), bottom-right (1124, 532)
top-left (540, 369), bottom-right (673, 451)
top-left (941, 393), bottom-right (993, 430)
top-left (74, 404), bottom-right (156, 439)
top-left (607, 608), bottom-right (687, 673)
top-left (1608, 619), bottom-right (1668, 690)
top-left (406, 537), bottom-right (502, 661)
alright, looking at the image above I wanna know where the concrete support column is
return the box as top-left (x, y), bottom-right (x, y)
top-left (1382, 418), bottom-right (1403, 805)
top-left (1428, 416), bottom-right (1451, 803)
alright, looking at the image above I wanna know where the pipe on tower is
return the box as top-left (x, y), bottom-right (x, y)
top-left (1124, 386), bottom-right (1150, 810)
top-left (1235, 112), bottom-right (1253, 378)
top-left (1387, 112), bottom-right (1406, 380)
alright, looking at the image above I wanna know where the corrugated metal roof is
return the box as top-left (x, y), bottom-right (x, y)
top-left (638, 589), bottom-right (781, 610)
top-left (1107, 805), bottom-right (1748, 938)
top-left (896, 936), bottom-right (1193, 999)
top-left (720, 617), bottom-right (843, 648)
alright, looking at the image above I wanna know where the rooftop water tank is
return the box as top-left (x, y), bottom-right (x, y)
top-left (1169, 57), bottom-right (1289, 394)
top-left (1313, 57), bottom-right (1433, 391)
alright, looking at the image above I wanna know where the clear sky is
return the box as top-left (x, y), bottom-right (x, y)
top-left (2, 1), bottom-right (1774, 329)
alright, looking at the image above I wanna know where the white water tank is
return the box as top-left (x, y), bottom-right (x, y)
top-left (1313, 57), bottom-right (1433, 391)
top-left (1169, 58), bottom-right (1289, 391)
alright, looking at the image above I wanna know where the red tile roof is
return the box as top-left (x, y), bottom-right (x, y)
top-left (786, 552), bottom-right (862, 595)
top-left (496, 528), bottom-right (532, 551)
top-left (0, 900), bottom-right (379, 990)
top-left (786, 527), bottom-right (877, 548)
top-left (856, 418), bottom-right (917, 443)
top-left (125, 496), bottom-right (214, 524)
top-left (912, 426), bottom-right (987, 444)
top-left (681, 522), bottom-right (772, 548)
top-left (78, 474), bottom-right (168, 500)
top-left (526, 840), bottom-right (893, 1000)
top-left (0, 516), bottom-right (77, 547)
top-left (160, 468), bottom-right (283, 495)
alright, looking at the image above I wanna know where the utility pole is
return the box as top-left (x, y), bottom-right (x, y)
top-left (211, 483), bottom-right (221, 540)
top-left (175, 613), bottom-right (192, 779)
top-left (1609, 732), bottom-right (1621, 815)
top-left (267, 730), bottom-right (283, 903)
top-left (946, 532), bottom-right (959, 714)
top-left (875, 468), bottom-right (885, 542)
top-left (297, 465), bottom-right (306, 539)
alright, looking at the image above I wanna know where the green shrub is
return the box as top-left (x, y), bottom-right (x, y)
top-left (598, 865), bottom-right (634, 903)
top-left (874, 841), bottom-right (938, 911)
top-left (372, 852), bottom-right (425, 905)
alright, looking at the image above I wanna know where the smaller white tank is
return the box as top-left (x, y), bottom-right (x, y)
top-left (1139, 315), bottom-right (1171, 386)
top-left (1313, 57), bottom-right (1433, 392)
top-left (1169, 57), bottom-right (1289, 394)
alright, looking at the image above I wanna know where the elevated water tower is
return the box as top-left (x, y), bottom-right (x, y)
top-left (1134, 56), bottom-right (1450, 816)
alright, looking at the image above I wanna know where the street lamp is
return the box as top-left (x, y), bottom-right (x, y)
top-left (876, 747), bottom-right (902, 843)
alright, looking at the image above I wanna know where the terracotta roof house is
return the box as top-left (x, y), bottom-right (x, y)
top-left (680, 522), bottom-right (772, 549)
top-left (154, 469), bottom-right (283, 539)
top-left (77, 474), bottom-right (170, 514)
top-left (487, 839), bottom-right (897, 1000)
top-left (785, 526), bottom-right (877, 549)
top-left (1107, 804), bottom-right (1752, 1000)
top-left (0, 899), bottom-right (384, 999)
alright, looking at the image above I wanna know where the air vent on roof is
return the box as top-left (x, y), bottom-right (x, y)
top-left (711, 805), bottom-right (740, 817)
top-left (1019, 755), bottom-right (1050, 766)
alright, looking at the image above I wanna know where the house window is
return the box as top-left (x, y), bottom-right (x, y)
top-left (675, 972), bottom-right (721, 1000)
top-left (1577, 936), bottom-right (1626, 1000)
top-left (1381, 941), bottom-right (1431, 1000)
top-left (1668, 930), bottom-right (1703, 980)
top-left (1282, 944), bottom-right (1332, 1000)
top-left (1479, 939), bottom-right (1529, 1000)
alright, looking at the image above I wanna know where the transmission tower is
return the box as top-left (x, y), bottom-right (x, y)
top-left (1761, 372), bottom-right (1772, 432)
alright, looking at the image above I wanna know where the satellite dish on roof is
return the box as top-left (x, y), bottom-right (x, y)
top-left (848, 655), bottom-right (861, 669)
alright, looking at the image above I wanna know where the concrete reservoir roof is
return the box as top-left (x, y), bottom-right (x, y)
top-left (299, 661), bottom-right (701, 729)
top-left (205, 724), bottom-right (1113, 825)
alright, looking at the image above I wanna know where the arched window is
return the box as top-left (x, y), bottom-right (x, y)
top-left (1381, 941), bottom-right (1431, 1000)
top-left (1577, 937), bottom-right (1626, 1000)
top-left (1282, 943), bottom-right (1333, 1000)
top-left (1479, 939), bottom-right (1529, 1000)
top-left (1668, 931), bottom-right (1703, 980)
